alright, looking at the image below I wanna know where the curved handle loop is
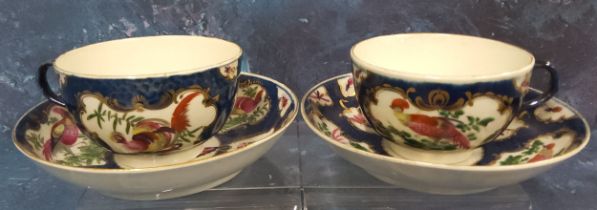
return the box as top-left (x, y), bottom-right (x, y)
top-left (38, 63), bottom-right (66, 106)
top-left (521, 60), bottom-right (559, 110)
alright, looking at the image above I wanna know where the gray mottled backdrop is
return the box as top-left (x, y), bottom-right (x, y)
top-left (1, 0), bottom-right (596, 209)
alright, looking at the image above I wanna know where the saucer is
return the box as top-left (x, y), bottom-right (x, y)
top-left (13, 73), bottom-right (298, 200)
top-left (302, 73), bottom-right (590, 194)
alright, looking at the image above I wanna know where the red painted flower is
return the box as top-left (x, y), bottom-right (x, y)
top-left (280, 96), bottom-right (288, 108)
top-left (348, 113), bottom-right (367, 125)
top-left (234, 89), bottom-right (265, 114)
top-left (198, 147), bottom-right (218, 157)
top-left (545, 106), bottom-right (563, 113)
top-left (528, 143), bottom-right (555, 163)
top-left (345, 78), bottom-right (354, 92)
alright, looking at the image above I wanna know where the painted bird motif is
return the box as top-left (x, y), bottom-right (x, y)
top-left (42, 107), bottom-right (80, 160)
top-left (111, 92), bottom-right (202, 152)
top-left (233, 89), bottom-right (264, 114)
top-left (390, 98), bottom-right (470, 149)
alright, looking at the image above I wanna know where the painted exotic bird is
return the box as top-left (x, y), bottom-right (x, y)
top-left (42, 107), bottom-right (80, 160)
top-left (111, 92), bottom-right (201, 152)
top-left (233, 89), bottom-right (264, 114)
top-left (112, 119), bottom-right (175, 152)
top-left (390, 98), bottom-right (470, 149)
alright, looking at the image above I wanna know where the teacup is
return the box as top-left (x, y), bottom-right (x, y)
top-left (351, 33), bottom-right (558, 163)
top-left (38, 35), bottom-right (242, 154)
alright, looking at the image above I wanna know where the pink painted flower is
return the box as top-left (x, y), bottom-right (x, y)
top-left (234, 89), bottom-right (265, 114)
top-left (280, 96), bottom-right (288, 108)
top-left (309, 89), bottom-right (332, 106)
top-left (330, 128), bottom-right (348, 144)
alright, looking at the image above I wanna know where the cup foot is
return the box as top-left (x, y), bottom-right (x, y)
top-left (382, 140), bottom-right (483, 165)
top-left (95, 171), bottom-right (241, 200)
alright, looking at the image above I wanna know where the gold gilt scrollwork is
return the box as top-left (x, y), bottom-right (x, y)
top-left (465, 91), bottom-right (514, 113)
top-left (77, 85), bottom-right (217, 114)
top-left (368, 85), bottom-right (514, 112)
top-left (367, 84), bottom-right (415, 105)
top-left (414, 89), bottom-right (466, 111)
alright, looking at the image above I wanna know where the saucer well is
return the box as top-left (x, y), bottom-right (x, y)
top-left (302, 73), bottom-right (590, 194)
top-left (12, 73), bottom-right (298, 200)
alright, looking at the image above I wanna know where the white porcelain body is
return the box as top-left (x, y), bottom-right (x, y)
top-left (31, 131), bottom-right (281, 200)
top-left (329, 143), bottom-right (554, 194)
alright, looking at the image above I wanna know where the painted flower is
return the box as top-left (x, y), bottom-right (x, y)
top-left (353, 67), bottom-right (368, 83)
top-left (220, 65), bottom-right (238, 80)
top-left (198, 147), bottom-right (218, 157)
top-left (545, 106), bottom-right (563, 112)
top-left (340, 106), bottom-right (375, 134)
top-left (236, 142), bottom-right (253, 149)
top-left (337, 77), bottom-right (356, 97)
top-left (528, 143), bottom-right (555, 163)
top-left (348, 113), bottom-right (367, 125)
top-left (331, 128), bottom-right (349, 144)
top-left (309, 87), bottom-right (333, 106)
top-left (277, 88), bottom-right (291, 117)
top-left (280, 96), bottom-right (288, 109)
top-left (233, 89), bottom-right (265, 114)
top-left (534, 101), bottom-right (574, 123)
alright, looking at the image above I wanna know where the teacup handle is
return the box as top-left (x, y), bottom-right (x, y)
top-left (38, 63), bottom-right (66, 106)
top-left (521, 60), bottom-right (559, 109)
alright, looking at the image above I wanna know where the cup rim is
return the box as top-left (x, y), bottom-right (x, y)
top-left (53, 35), bottom-right (243, 79)
top-left (12, 73), bottom-right (299, 174)
top-left (350, 33), bottom-right (536, 83)
top-left (301, 73), bottom-right (591, 172)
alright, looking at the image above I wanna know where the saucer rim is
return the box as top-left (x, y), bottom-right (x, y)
top-left (301, 73), bottom-right (591, 172)
top-left (12, 72), bottom-right (299, 174)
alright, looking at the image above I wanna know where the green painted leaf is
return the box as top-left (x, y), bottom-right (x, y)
top-left (112, 117), bottom-right (119, 130)
top-left (522, 141), bottom-right (544, 155)
top-left (500, 155), bottom-right (524, 165)
top-left (454, 110), bottom-right (464, 118)
top-left (472, 125), bottom-right (480, 132)
top-left (467, 116), bottom-right (475, 125)
top-left (439, 110), bottom-right (450, 117)
top-left (478, 117), bottom-right (495, 126)
top-left (87, 113), bottom-right (97, 120)
top-left (350, 142), bottom-right (368, 151)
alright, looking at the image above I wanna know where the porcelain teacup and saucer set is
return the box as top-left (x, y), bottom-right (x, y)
top-left (302, 33), bottom-right (590, 194)
top-left (12, 36), bottom-right (298, 200)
